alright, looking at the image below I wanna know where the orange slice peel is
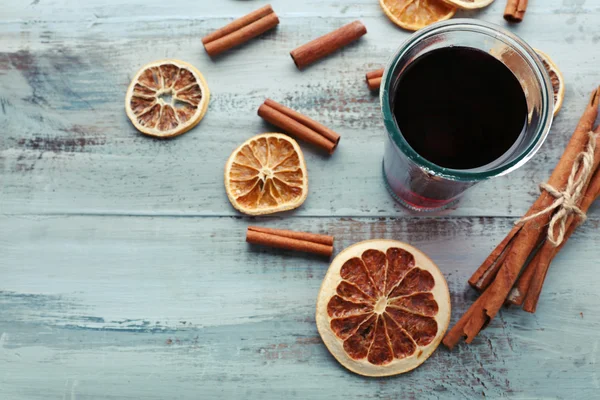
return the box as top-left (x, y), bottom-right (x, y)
top-left (224, 133), bottom-right (308, 216)
top-left (380, 0), bottom-right (457, 32)
top-left (316, 239), bottom-right (451, 377)
top-left (125, 59), bottom-right (210, 138)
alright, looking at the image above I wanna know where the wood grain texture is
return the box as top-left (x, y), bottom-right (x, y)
top-left (1, 215), bottom-right (599, 399)
top-left (1, 0), bottom-right (600, 398)
top-left (1, 0), bottom-right (599, 217)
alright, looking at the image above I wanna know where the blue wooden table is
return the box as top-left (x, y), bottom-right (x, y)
top-left (1, 1), bottom-right (599, 398)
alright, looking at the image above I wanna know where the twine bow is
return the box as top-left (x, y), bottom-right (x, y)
top-left (516, 131), bottom-right (596, 247)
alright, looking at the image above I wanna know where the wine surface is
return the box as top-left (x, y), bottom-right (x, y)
top-left (393, 46), bottom-right (528, 170)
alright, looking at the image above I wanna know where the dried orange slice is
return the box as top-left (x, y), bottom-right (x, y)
top-left (316, 240), bottom-right (450, 377)
top-left (224, 133), bottom-right (308, 215)
top-left (380, 0), bottom-right (456, 31)
top-left (125, 59), bottom-right (210, 138)
top-left (535, 49), bottom-right (565, 116)
top-left (441, 0), bottom-right (494, 9)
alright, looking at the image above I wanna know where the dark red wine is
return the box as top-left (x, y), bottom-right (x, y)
top-left (393, 46), bottom-right (528, 170)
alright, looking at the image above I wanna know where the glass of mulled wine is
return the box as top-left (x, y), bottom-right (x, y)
top-left (381, 19), bottom-right (554, 211)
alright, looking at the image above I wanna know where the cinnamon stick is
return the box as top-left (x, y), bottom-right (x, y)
top-left (366, 68), bottom-right (384, 91)
top-left (470, 245), bottom-right (511, 292)
top-left (290, 21), bottom-right (367, 70)
top-left (367, 78), bottom-right (381, 91)
top-left (246, 226), bottom-right (334, 257)
top-left (468, 225), bottom-right (520, 291)
top-left (258, 99), bottom-right (340, 154)
top-left (202, 5), bottom-right (279, 57)
top-left (469, 190), bottom-right (567, 293)
top-left (504, 0), bottom-right (528, 23)
top-left (443, 87), bottom-right (600, 350)
top-left (472, 232), bottom-right (544, 294)
top-left (248, 226), bottom-right (334, 246)
top-left (506, 250), bottom-right (541, 306)
top-left (366, 68), bottom-right (384, 81)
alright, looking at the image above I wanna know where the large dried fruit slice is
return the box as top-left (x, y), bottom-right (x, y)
top-left (380, 0), bottom-right (456, 32)
top-left (125, 59), bottom-right (210, 138)
top-left (316, 240), bottom-right (450, 377)
top-left (224, 133), bottom-right (308, 215)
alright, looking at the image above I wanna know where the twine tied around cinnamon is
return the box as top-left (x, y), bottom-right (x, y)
top-left (516, 131), bottom-right (597, 247)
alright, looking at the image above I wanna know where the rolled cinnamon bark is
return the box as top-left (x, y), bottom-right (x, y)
top-left (470, 227), bottom-right (544, 293)
top-left (264, 99), bottom-right (340, 145)
top-left (504, 0), bottom-right (528, 23)
top-left (367, 77), bottom-right (382, 91)
top-left (248, 226), bottom-right (334, 246)
top-left (246, 227), bottom-right (334, 257)
top-left (203, 5), bottom-right (279, 57)
top-left (366, 68), bottom-right (384, 90)
top-left (468, 224), bottom-right (523, 291)
top-left (366, 68), bottom-right (384, 81)
top-left (470, 245), bottom-right (510, 292)
top-left (258, 101), bottom-right (339, 154)
top-left (506, 249), bottom-right (542, 306)
top-left (202, 5), bottom-right (274, 44)
top-left (290, 21), bottom-right (367, 70)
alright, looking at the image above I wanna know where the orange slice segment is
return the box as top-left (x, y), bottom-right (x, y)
top-left (224, 133), bottom-right (308, 215)
top-left (125, 59), bottom-right (210, 138)
top-left (316, 240), bottom-right (451, 377)
top-left (380, 0), bottom-right (457, 31)
top-left (535, 49), bottom-right (565, 116)
top-left (441, 0), bottom-right (494, 9)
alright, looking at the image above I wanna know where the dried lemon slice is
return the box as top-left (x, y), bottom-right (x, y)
top-left (125, 59), bottom-right (210, 138)
top-left (441, 0), bottom-right (494, 9)
top-left (316, 240), bottom-right (451, 377)
top-left (224, 133), bottom-right (308, 215)
top-left (380, 0), bottom-right (456, 31)
top-left (535, 49), bottom-right (565, 116)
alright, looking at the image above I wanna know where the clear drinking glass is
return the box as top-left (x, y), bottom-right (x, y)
top-left (381, 19), bottom-right (554, 211)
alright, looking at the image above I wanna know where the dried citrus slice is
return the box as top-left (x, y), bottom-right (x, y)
top-left (441, 0), bottom-right (494, 9)
top-left (224, 133), bottom-right (308, 215)
top-left (316, 240), bottom-right (451, 377)
top-left (535, 49), bottom-right (565, 116)
top-left (125, 59), bottom-right (210, 138)
top-left (380, 0), bottom-right (456, 31)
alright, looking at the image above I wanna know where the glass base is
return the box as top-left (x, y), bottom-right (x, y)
top-left (382, 162), bottom-right (459, 212)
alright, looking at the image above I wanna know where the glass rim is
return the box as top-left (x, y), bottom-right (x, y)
top-left (380, 19), bottom-right (554, 182)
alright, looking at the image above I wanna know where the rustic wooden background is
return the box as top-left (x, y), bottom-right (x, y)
top-left (1, 0), bottom-right (599, 398)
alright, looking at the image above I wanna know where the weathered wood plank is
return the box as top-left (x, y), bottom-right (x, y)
top-left (1, 1), bottom-right (600, 217)
top-left (2, 1), bottom-right (600, 399)
top-left (0, 215), bottom-right (599, 399)
top-left (0, 0), bottom-right (591, 21)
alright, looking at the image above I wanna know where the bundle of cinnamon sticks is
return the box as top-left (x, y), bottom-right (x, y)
top-left (444, 87), bottom-right (600, 349)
